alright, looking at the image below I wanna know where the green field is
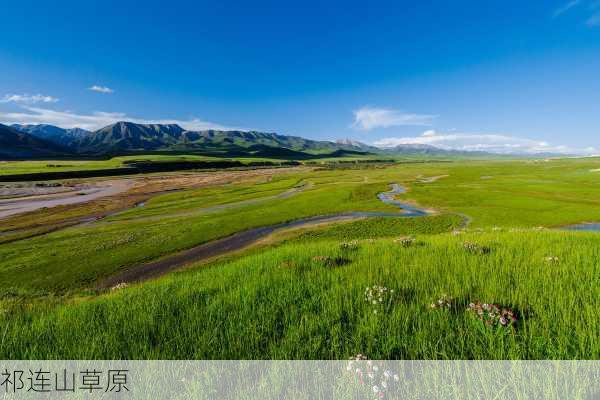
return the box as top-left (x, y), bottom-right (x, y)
top-left (0, 154), bottom-right (287, 176)
top-left (0, 152), bottom-right (486, 177)
top-left (0, 157), bottom-right (599, 359)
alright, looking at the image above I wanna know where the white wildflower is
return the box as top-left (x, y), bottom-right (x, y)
top-left (111, 282), bottom-right (129, 291)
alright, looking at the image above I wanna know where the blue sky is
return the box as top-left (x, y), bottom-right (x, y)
top-left (1, 0), bottom-right (600, 154)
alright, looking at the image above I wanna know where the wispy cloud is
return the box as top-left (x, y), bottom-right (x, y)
top-left (586, 12), bottom-right (600, 25)
top-left (0, 106), bottom-right (239, 131)
top-left (352, 106), bottom-right (436, 130)
top-left (552, 0), bottom-right (600, 27)
top-left (373, 129), bottom-right (597, 155)
top-left (553, 0), bottom-right (581, 18)
top-left (0, 94), bottom-right (59, 104)
top-left (88, 85), bottom-right (114, 94)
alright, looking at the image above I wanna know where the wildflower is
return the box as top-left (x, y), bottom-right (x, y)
top-left (365, 285), bottom-right (394, 312)
top-left (467, 301), bottom-right (518, 328)
top-left (451, 230), bottom-right (463, 236)
top-left (462, 241), bottom-right (491, 254)
top-left (111, 282), bottom-right (128, 291)
top-left (394, 236), bottom-right (416, 247)
top-left (340, 240), bottom-right (360, 251)
top-left (430, 294), bottom-right (453, 310)
top-left (545, 256), bottom-right (559, 264)
top-left (346, 353), bottom-right (400, 398)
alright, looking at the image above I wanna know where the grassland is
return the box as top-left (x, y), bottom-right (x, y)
top-left (0, 157), bottom-right (599, 359)
top-left (1, 227), bottom-right (597, 359)
top-left (0, 152), bottom-right (488, 177)
top-left (0, 154), bottom-right (285, 176)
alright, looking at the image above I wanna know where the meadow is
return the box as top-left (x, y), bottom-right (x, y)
top-left (0, 154), bottom-right (287, 177)
top-left (0, 157), bottom-right (599, 359)
top-left (1, 227), bottom-right (598, 359)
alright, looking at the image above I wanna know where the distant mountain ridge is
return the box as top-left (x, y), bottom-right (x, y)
top-left (11, 124), bottom-right (91, 148)
top-left (381, 143), bottom-right (493, 156)
top-left (7, 121), bottom-right (373, 159)
top-left (75, 122), bottom-right (185, 153)
top-left (5, 121), bottom-right (535, 160)
top-left (335, 138), bottom-right (494, 156)
top-left (0, 124), bottom-right (73, 159)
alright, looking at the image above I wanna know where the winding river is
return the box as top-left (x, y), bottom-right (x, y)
top-left (99, 183), bottom-right (430, 287)
top-left (563, 223), bottom-right (600, 232)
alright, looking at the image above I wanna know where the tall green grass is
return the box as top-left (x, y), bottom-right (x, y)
top-left (297, 215), bottom-right (464, 240)
top-left (1, 230), bottom-right (597, 359)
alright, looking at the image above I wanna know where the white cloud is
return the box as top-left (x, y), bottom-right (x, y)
top-left (88, 85), bottom-right (114, 94)
top-left (373, 129), bottom-right (597, 155)
top-left (352, 106), bottom-right (436, 130)
top-left (552, 1), bottom-right (600, 26)
top-left (0, 106), bottom-right (239, 131)
top-left (553, 0), bottom-right (581, 18)
top-left (586, 12), bottom-right (600, 26)
top-left (0, 94), bottom-right (59, 104)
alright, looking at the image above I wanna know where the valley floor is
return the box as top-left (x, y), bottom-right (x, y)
top-left (0, 158), bottom-right (599, 359)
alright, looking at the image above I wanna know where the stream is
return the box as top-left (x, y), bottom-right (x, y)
top-left (99, 183), bottom-right (430, 287)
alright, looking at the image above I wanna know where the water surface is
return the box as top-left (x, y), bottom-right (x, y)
top-left (563, 223), bottom-right (600, 232)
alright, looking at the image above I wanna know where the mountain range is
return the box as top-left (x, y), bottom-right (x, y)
top-left (0, 124), bottom-right (73, 159)
top-left (1, 121), bottom-right (512, 160)
top-left (11, 124), bottom-right (91, 148)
